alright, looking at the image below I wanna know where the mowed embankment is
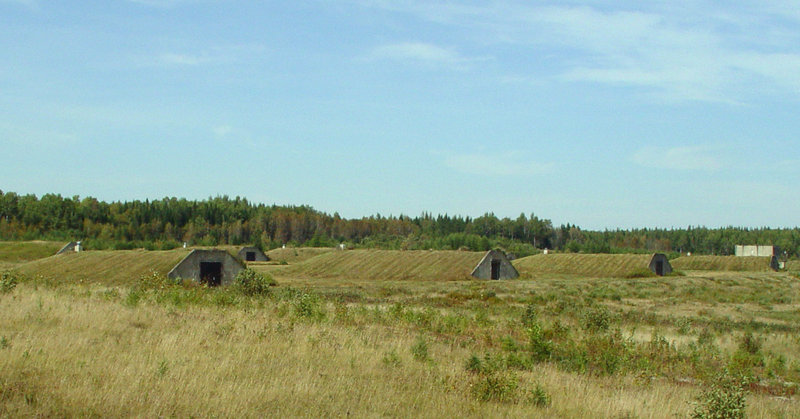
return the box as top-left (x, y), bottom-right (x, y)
top-left (513, 253), bottom-right (658, 278)
top-left (15, 249), bottom-right (190, 286)
top-left (265, 247), bottom-right (334, 264)
top-left (0, 240), bottom-right (64, 263)
top-left (671, 255), bottom-right (776, 271)
top-left (263, 249), bottom-right (486, 281)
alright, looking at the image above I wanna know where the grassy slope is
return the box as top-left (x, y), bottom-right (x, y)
top-left (0, 241), bottom-right (64, 263)
top-left (265, 247), bottom-right (334, 264)
top-left (671, 255), bottom-right (775, 271)
top-left (15, 249), bottom-right (190, 286)
top-left (267, 249), bottom-right (485, 281)
top-left (513, 253), bottom-right (656, 278)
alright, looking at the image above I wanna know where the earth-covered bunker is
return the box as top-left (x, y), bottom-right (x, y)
top-left (168, 249), bottom-right (245, 286)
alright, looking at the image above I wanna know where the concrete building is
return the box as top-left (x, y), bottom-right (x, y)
top-left (471, 249), bottom-right (519, 280)
top-left (734, 245), bottom-right (780, 257)
top-left (55, 242), bottom-right (78, 255)
top-left (237, 246), bottom-right (269, 262)
top-left (168, 249), bottom-right (245, 286)
top-left (648, 253), bottom-right (672, 276)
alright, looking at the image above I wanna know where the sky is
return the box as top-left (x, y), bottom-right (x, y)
top-left (1, 0), bottom-right (799, 229)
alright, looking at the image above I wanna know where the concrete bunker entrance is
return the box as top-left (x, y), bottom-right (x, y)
top-left (245, 251), bottom-right (256, 261)
top-left (490, 259), bottom-right (501, 280)
top-left (655, 260), bottom-right (664, 276)
top-left (200, 262), bottom-right (223, 286)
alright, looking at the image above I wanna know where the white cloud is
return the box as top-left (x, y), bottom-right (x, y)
top-left (369, 42), bottom-right (479, 69)
top-left (632, 145), bottom-right (723, 171)
top-left (444, 152), bottom-right (554, 176)
top-left (212, 125), bottom-right (233, 138)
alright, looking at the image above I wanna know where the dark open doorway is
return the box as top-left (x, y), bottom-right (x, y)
top-left (491, 260), bottom-right (501, 280)
top-left (200, 262), bottom-right (223, 286)
top-left (655, 260), bottom-right (664, 276)
top-left (245, 251), bottom-right (256, 261)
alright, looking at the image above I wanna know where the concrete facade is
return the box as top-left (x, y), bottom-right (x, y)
top-left (56, 242), bottom-right (77, 255)
top-left (168, 249), bottom-right (245, 286)
top-left (471, 250), bottom-right (519, 280)
top-left (237, 246), bottom-right (269, 262)
top-left (735, 245), bottom-right (779, 257)
top-left (648, 253), bottom-right (673, 276)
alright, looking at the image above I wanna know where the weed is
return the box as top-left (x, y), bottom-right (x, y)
top-left (0, 336), bottom-right (9, 349)
top-left (124, 288), bottom-right (143, 307)
top-left (528, 383), bottom-right (551, 407)
top-left (381, 350), bottom-right (402, 368)
top-left (465, 354), bottom-right (484, 374)
top-left (411, 336), bottom-right (430, 362)
top-left (156, 360), bottom-right (169, 377)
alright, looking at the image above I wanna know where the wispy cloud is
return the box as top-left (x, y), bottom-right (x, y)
top-left (444, 152), bottom-right (553, 176)
top-left (0, 122), bottom-right (80, 147)
top-left (0, 0), bottom-right (39, 10)
top-left (632, 145), bottom-right (723, 171)
top-left (356, 1), bottom-right (800, 103)
top-left (369, 42), bottom-right (485, 69)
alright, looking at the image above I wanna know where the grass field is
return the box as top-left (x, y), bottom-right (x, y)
top-left (2, 250), bottom-right (800, 417)
top-left (512, 253), bottom-right (660, 278)
top-left (672, 255), bottom-right (776, 272)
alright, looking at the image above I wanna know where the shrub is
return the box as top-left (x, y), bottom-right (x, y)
top-left (472, 373), bottom-right (520, 403)
top-left (581, 306), bottom-right (613, 332)
top-left (0, 271), bottom-right (21, 293)
top-left (528, 383), bottom-right (551, 407)
top-left (691, 372), bottom-right (747, 419)
top-left (233, 268), bottom-right (276, 296)
top-left (293, 292), bottom-right (325, 321)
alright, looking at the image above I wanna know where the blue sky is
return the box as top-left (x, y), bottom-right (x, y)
top-left (1, 0), bottom-right (798, 229)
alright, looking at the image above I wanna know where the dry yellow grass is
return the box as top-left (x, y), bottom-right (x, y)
top-left (14, 249), bottom-right (189, 286)
top-left (513, 253), bottom-right (657, 278)
top-left (671, 255), bottom-right (775, 271)
top-left (267, 249), bottom-right (485, 281)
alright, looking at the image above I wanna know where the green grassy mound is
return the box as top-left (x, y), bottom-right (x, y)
top-left (15, 249), bottom-right (191, 286)
top-left (271, 249), bottom-right (485, 281)
top-left (671, 255), bottom-right (776, 271)
top-left (0, 241), bottom-right (64, 263)
top-left (513, 253), bottom-right (657, 278)
top-left (265, 247), bottom-right (335, 264)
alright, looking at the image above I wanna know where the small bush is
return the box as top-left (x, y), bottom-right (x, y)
top-left (581, 306), bottom-right (613, 332)
top-left (472, 373), bottom-right (520, 403)
top-left (233, 268), bottom-right (276, 296)
top-left (691, 372), bottom-right (747, 419)
top-left (293, 292), bottom-right (325, 321)
top-left (528, 383), bottom-right (551, 407)
top-left (1, 271), bottom-right (20, 293)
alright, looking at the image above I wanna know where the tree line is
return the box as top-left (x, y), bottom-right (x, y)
top-left (1, 190), bottom-right (798, 258)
